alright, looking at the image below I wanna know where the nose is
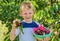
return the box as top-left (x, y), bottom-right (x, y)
top-left (26, 13), bottom-right (30, 17)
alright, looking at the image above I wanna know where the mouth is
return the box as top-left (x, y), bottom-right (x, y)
top-left (26, 18), bottom-right (31, 19)
top-left (26, 18), bottom-right (30, 19)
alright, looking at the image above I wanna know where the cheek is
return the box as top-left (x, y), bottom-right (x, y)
top-left (21, 15), bottom-right (25, 18)
top-left (21, 14), bottom-right (27, 19)
top-left (31, 13), bottom-right (34, 17)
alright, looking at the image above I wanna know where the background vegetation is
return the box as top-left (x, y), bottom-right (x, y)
top-left (0, 0), bottom-right (60, 41)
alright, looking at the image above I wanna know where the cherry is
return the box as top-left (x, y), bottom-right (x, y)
top-left (45, 29), bottom-right (50, 34)
top-left (16, 21), bottom-right (22, 27)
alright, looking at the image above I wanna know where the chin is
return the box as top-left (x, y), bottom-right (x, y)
top-left (25, 19), bottom-right (32, 21)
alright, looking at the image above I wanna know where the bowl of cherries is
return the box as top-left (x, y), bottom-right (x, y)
top-left (33, 24), bottom-right (52, 38)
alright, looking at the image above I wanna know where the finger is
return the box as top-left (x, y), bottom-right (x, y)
top-left (13, 20), bottom-right (17, 26)
top-left (13, 20), bottom-right (19, 24)
top-left (44, 37), bottom-right (50, 41)
top-left (13, 20), bottom-right (16, 23)
top-left (14, 19), bottom-right (20, 22)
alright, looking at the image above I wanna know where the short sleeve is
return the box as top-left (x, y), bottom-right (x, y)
top-left (34, 21), bottom-right (40, 25)
top-left (15, 27), bottom-right (20, 36)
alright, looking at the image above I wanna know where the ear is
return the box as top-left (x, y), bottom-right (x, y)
top-left (19, 10), bottom-right (22, 16)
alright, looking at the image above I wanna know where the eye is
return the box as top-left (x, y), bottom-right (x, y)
top-left (24, 13), bottom-right (27, 14)
top-left (29, 13), bottom-right (32, 14)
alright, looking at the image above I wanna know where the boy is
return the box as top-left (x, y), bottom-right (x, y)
top-left (10, 1), bottom-right (50, 41)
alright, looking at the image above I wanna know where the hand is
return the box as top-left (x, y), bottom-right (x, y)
top-left (44, 37), bottom-right (50, 41)
top-left (13, 19), bottom-right (21, 28)
top-left (36, 38), bottom-right (44, 41)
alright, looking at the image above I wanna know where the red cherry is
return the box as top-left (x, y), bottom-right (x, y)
top-left (38, 25), bottom-right (46, 32)
top-left (16, 23), bottom-right (22, 27)
top-left (37, 31), bottom-right (43, 35)
top-left (45, 29), bottom-right (50, 34)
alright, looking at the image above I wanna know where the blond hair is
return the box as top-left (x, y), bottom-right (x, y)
top-left (20, 1), bottom-right (35, 13)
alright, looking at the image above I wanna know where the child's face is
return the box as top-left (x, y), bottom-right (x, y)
top-left (21, 9), bottom-right (34, 22)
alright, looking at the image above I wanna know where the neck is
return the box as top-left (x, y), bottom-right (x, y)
top-left (23, 19), bottom-right (32, 23)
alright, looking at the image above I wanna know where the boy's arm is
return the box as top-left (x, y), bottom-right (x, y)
top-left (10, 25), bottom-right (16, 41)
top-left (10, 25), bottom-right (20, 41)
top-left (10, 19), bottom-right (21, 41)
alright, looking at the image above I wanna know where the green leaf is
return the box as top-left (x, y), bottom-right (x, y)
top-left (19, 25), bottom-right (24, 34)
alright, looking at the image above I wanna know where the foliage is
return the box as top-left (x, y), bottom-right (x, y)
top-left (0, 0), bottom-right (60, 41)
top-left (0, 20), bottom-right (8, 41)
